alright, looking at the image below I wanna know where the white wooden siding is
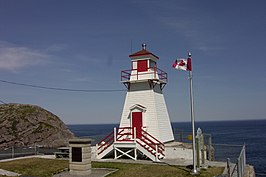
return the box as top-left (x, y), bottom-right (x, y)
top-left (119, 82), bottom-right (174, 143)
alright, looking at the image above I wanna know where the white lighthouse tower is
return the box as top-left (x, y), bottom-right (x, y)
top-left (120, 44), bottom-right (174, 143)
top-left (96, 44), bottom-right (174, 161)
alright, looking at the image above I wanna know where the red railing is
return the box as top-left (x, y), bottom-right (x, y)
top-left (137, 129), bottom-right (165, 156)
top-left (116, 127), bottom-right (135, 142)
top-left (97, 130), bottom-right (114, 155)
top-left (121, 67), bottom-right (167, 83)
top-left (97, 127), bottom-right (165, 158)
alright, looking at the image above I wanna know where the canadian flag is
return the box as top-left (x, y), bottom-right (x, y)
top-left (172, 58), bottom-right (192, 71)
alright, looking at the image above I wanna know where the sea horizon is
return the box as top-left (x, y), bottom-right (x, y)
top-left (67, 118), bottom-right (266, 125)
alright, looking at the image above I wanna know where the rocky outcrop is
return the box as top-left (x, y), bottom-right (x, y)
top-left (0, 103), bottom-right (75, 148)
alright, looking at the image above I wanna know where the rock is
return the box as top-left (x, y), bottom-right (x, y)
top-left (0, 103), bottom-right (75, 148)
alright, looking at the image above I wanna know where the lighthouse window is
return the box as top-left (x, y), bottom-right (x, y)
top-left (137, 60), bottom-right (148, 72)
top-left (150, 61), bottom-right (156, 68)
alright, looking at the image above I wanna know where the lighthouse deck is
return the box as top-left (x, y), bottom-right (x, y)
top-left (114, 142), bottom-right (136, 148)
top-left (120, 78), bottom-right (166, 84)
top-left (121, 67), bottom-right (167, 83)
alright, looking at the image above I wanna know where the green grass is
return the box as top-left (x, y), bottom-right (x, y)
top-left (92, 162), bottom-right (223, 177)
top-left (0, 158), bottom-right (224, 177)
top-left (0, 158), bottom-right (68, 177)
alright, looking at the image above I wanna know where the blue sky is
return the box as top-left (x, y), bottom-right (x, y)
top-left (0, 0), bottom-right (265, 124)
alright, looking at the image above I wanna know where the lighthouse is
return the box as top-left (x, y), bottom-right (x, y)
top-left (120, 44), bottom-right (174, 143)
top-left (96, 44), bottom-right (174, 161)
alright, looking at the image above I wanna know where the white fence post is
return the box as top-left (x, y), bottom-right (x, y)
top-left (237, 160), bottom-right (240, 177)
top-left (227, 158), bottom-right (231, 177)
top-left (155, 144), bottom-right (158, 162)
top-left (114, 127), bottom-right (117, 142)
top-left (243, 145), bottom-right (246, 166)
top-left (114, 146), bottom-right (117, 159)
top-left (96, 144), bottom-right (99, 159)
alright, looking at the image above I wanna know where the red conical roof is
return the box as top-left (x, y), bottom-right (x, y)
top-left (129, 44), bottom-right (159, 59)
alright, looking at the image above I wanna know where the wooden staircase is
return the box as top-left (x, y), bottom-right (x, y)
top-left (96, 127), bottom-right (165, 161)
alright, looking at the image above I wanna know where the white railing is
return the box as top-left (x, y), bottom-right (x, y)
top-left (227, 144), bottom-right (246, 177)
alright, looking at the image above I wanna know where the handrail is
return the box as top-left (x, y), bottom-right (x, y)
top-left (237, 145), bottom-right (246, 177)
top-left (99, 131), bottom-right (114, 144)
top-left (116, 127), bottom-right (134, 141)
top-left (140, 133), bottom-right (164, 152)
top-left (97, 130), bottom-right (114, 155)
top-left (141, 129), bottom-right (164, 147)
top-left (121, 67), bottom-right (167, 83)
top-left (96, 126), bottom-right (165, 158)
top-left (137, 129), bottom-right (165, 156)
top-left (137, 136), bottom-right (164, 155)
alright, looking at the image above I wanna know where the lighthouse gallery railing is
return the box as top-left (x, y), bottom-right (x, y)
top-left (121, 67), bottom-right (167, 83)
top-left (96, 127), bottom-right (165, 158)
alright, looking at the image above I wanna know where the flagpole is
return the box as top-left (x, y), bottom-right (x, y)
top-left (188, 52), bottom-right (197, 174)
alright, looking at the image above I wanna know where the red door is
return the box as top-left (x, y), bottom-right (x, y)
top-left (132, 112), bottom-right (142, 139)
top-left (137, 60), bottom-right (148, 72)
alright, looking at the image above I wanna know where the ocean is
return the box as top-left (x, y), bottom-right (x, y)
top-left (68, 119), bottom-right (266, 176)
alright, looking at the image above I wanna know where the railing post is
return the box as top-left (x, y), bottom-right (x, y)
top-left (240, 156), bottom-right (244, 177)
top-left (243, 145), bottom-right (246, 166)
top-left (240, 157), bottom-right (243, 177)
top-left (12, 146), bottom-right (14, 158)
top-left (134, 127), bottom-right (136, 143)
top-left (155, 144), bottom-right (158, 162)
top-left (207, 135), bottom-right (214, 161)
top-left (154, 67), bottom-right (156, 79)
top-left (96, 144), bottom-right (99, 158)
top-left (35, 144), bottom-right (37, 155)
top-left (181, 129), bottom-right (183, 142)
top-left (227, 158), bottom-right (231, 177)
top-left (196, 137), bottom-right (200, 168)
top-left (237, 160), bottom-right (240, 177)
top-left (114, 147), bottom-right (117, 159)
top-left (238, 145), bottom-right (246, 177)
top-left (114, 127), bottom-right (117, 142)
top-left (134, 147), bottom-right (137, 160)
top-left (201, 134), bottom-right (205, 165)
